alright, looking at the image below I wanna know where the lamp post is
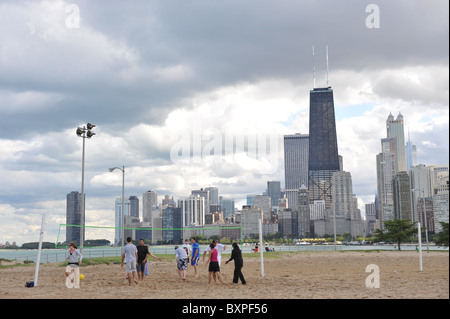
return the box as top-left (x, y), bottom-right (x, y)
top-left (76, 123), bottom-right (96, 254)
top-left (412, 188), bottom-right (429, 252)
top-left (109, 166), bottom-right (125, 247)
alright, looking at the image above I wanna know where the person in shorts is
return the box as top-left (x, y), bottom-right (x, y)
top-left (175, 245), bottom-right (188, 281)
top-left (205, 243), bottom-right (224, 284)
top-left (121, 237), bottom-right (139, 286)
top-left (182, 239), bottom-right (192, 271)
top-left (190, 237), bottom-right (200, 278)
top-left (136, 239), bottom-right (162, 282)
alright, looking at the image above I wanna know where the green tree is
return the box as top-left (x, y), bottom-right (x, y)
top-left (373, 219), bottom-right (417, 251)
top-left (343, 232), bottom-right (352, 242)
top-left (434, 222), bottom-right (449, 247)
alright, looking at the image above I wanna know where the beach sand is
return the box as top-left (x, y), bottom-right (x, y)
top-left (0, 251), bottom-right (448, 299)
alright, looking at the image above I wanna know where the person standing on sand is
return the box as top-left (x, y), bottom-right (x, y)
top-left (121, 237), bottom-right (139, 286)
top-left (205, 243), bottom-right (224, 284)
top-left (175, 245), bottom-right (188, 281)
top-left (203, 240), bottom-right (227, 283)
top-left (182, 239), bottom-right (192, 271)
top-left (65, 242), bottom-right (82, 288)
top-left (203, 240), bottom-right (226, 266)
top-left (190, 237), bottom-right (200, 278)
top-left (137, 239), bottom-right (162, 282)
top-left (225, 242), bottom-right (246, 285)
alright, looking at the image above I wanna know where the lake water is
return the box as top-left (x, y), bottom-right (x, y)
top-left (1, 244), bottom-right (447, 264)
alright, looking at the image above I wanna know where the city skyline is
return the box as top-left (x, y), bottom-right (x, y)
top-left (0, 1), bottom-right (448, 245)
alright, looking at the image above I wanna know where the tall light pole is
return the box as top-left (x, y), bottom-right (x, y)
top-left (76, 123), bottom-right (96, 254)
top-left (412, 188), bottom-right (429, 252)
top-left (109, 166), bottom-right (125, 247)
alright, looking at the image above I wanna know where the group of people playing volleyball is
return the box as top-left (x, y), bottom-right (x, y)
top-left (64, 237), bottom-right (246, 287)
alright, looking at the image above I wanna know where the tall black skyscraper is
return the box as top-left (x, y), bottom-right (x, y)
top-left (129, 196), bottom-right (139, 219)
top-left (66, 191), bottom-right (85, 244)
top-left (308, 87), bottom-right (340, 209)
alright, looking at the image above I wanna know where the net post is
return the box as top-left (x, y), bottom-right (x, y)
top-left (34, 214), bottom-right (45, 286)
top-left (418, 222), bottom-right (423, 272)
top-left (259, 218), bottom-right (265, 277)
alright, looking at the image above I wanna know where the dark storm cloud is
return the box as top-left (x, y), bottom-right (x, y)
top-left (0, 0), bottom-right (448, 140)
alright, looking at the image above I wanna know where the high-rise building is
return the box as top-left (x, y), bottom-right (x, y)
top-left (365, 202), bottom-right (376, 222)
top-left (66, 191), bottom-right (85, 244)
top-left (178, 194), bottom-right (205, 227)
top-left (253, 195), bottom-right (271, 220)
top-left (416, 198), bottom-right (434, 233)
top-left (331, 171), bottom-right (354, 220)
top-left (284, 133), bottom-right (309, 211)
top-left (298, 184), bottom-right (311, 237)
top-left (115, 198), bottom-right (130, 245)
top-left (162, 195), bottom-right (176, 207)
top-left (142, 190), bottom-right (158, 223)
top-left (386, 112), bottom-right (407, 172)
top-left (365, 202), bottom-right (377, 234)
top-left (192, 188), bottom-right (210, 215)
top-left (331, 171), bottom-right (364, 237)
top-left (239, 206), bottom-right (263, 239)
top-left (392, 171), bottom-right (413, 221)
top-left (429, 165), bottom-right (449, 191)
top-left (376, 138), bottom-right (398, 228)
top-left (278, 209), bottom-right (297, 238)
top-left (409, 164), bottom-right (432, 222)
top-left (162, 206), bottom-right (183, 244)
top-left (267, 181), bottom-right (281, 209)
top-left (308, 87), bottom-right (340, 209)
top-left (310, 200), bottom-right (326, 221)
top-left (433, 175), bottom-right (449, 233)
top-left (129, 196), bottom-right (139, 220)
top-left (219, 196), bottom-right (235, 219)
top-left (206, 187), bottom-right (219, 206)
top-left (406, 131), bottom-right (417, 171)
top-left (246, 194), bottom-right (258, 206)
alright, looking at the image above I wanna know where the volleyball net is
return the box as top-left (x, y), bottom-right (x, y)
top-left (55, 224), bottom-right (243, 249)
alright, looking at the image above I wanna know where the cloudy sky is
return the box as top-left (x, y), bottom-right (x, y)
top-left (0, 0), bottom-right (448, 245)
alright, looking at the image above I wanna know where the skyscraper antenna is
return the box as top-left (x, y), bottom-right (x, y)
top-left (312, 44), bottom-right (316, 88)
top-left (326, 44), bottom-right (329, 87)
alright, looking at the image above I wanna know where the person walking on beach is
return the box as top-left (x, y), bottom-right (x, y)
top-left (203, 240), bottom-right (226, 266)
top-left (190, 237), bottom-right (200, 278)
top-left (203, 240), bottom-right (227, 282)
top-left (205, 243), bottom-right (224, 284)
top-left (175, 245), bottom-right (188, 281)
top-left (121, 237), bottom-right (139, 286)
top-left (137, 239), bottom-right (162, 282)
top-left (65, 242), bottom-right (82, 288)
top-left (225, 243), bottom-right (246, 285)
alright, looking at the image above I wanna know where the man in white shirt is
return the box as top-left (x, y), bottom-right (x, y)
top-left (175, 245), bottom-right (188, 280)
top-left (121, 237), bottom-right (139, 286)
top-left (203, 240), bottom-right (226, 266)
top-left (181, 239), bottom-right (192, 270)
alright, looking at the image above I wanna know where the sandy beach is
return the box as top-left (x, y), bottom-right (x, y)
top-left (0, 251), bottom-right (448, 299)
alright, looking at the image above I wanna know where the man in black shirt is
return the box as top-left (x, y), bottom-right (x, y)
top-left (137, 239), bottom-right (162, 282)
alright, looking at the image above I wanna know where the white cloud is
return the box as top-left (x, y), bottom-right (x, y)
top-left (0, 0), bottom-right (448, 244)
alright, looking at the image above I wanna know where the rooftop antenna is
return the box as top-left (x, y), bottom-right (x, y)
top-left (326, 44), bottom-right (330, 87)
top-left (312, 44), bottom-right (316, 88)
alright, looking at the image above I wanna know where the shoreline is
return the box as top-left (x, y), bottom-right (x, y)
top-left (0, 250), bottom-right (448, 299)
